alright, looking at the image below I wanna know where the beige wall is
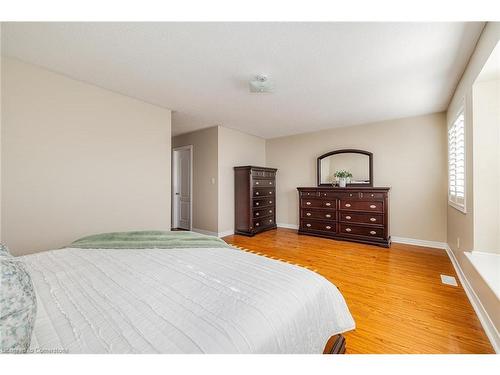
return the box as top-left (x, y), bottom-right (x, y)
top-left (447, 22), bottom-right (500, 335)
top-left (172, 126), bottom-right (219, 233)
top-left (218, 126), bottom-right (266, 235)
top-left (1, 58), bottom-right (172, 255)
top-left (473, 79), bottom-right (500, 253)
top-left (266, 113), bottom-right (448, 242)
top-left (172, 125), bottom-right (265, 235)
top-left (0, 25), bottom-right (3, 243)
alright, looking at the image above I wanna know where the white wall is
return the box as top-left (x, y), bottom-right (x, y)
top-left (446, 22), bottom-right (500, 339)
top-left (266, 113), bottom-right (448, 242)
top-left (172, 127), bottom-right (219, 233)
top-left (218, 126), bottom-right (266, 235)
top-left (172, 125), bottom-right (266, 236)
top-left (1, 58), bottom-right (172, 255)
top-left (473, 79), bottom-right (500, 253)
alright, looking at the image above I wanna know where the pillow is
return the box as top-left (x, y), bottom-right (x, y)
top-left (0, 243), bottom-right (11, 258)
top-left (0, 257), bottom-right (37, 354)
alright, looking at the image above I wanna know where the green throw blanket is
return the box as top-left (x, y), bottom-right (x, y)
top-left (68, 230), bottom-right (230, 249)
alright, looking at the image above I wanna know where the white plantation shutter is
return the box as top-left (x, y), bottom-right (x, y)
top-left (448, 108), bottom-right (466, 211)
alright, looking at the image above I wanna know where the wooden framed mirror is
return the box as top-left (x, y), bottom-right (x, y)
top-left (317, 149), bottom-right (373, 187)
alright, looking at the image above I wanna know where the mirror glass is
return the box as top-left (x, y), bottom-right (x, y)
top-left (319, 152), bottom-right (370, 185)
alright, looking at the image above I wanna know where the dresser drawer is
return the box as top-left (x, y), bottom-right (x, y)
top-left (336, 191), bottom-right (360, 199)
top-left (252, 197), bottom-right (275, 208)
top-left (300, 219), bottom-right (336, 233)
top-left (253, 179), bottom-right (275, 187)
top-left (253, 187), bottom-right (275, 198)
top-left (359, 192), bottom-right (385, 200)
top-left (252, 170), bottom-right (276, 178)
top-left (339, 224), bottom-right (385, 238)
top-left (340, 212), bottom-right (384, 225)
top-left (300, 190), bottom-right (319, 198)
top-left (254, 207), bottom-right (274, 218)
top-left (253, 216), bottom-right (275, 229)
top-left (301, 209), bottom-right (336, 220)
top-left (300, 198), bottom-right (336, 209)
top-left (339, 200), bottom-right (383, 212)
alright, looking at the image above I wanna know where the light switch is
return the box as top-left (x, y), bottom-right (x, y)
top-left (211, 177), bottom-right (216, 185)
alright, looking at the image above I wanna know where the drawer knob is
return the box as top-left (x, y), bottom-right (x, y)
top-left (269, 219), bottom-right (273, 223)
top-left (306, 202), bottom-right (311, 205)
top-left (325, 214), bottom-right (331, 218)
top-left (306, 223), bottom-right (311, 227)
top-left (256, 202), bottom-right (259, 206)
top-left (256, 212), bottom-right (260, 216)
top-left (269, 181), bottom-right (273, 185)
top-left (323, 193), bottom-right (327, 196)
top-left (345, 216), bottom-right (351, 220)
top-left (256, 181), bottom-right (259, 185)
top-left (345, 203), bottom-right (351, 207)
top-left (349, 193), bottom-right (353, 197)
top-left (325, 202), bottom-right (331, 206)
top-left (269, 200), bottom-right (272, 204)
top-left (345, 228), bottom-right (352, 232)
top-left (256, 192), bottom-right (260, 195)
top-left (370, 230), bottom-right (377, 235)
top-left (370, 217), bottom-right (376, 222)
top-left (306, 213), bottom-right (311, 216)
top-left (371, 194), bottom-right (374, 197)
top-left (269, 210), bottom-right (272, 213)
top-left (370, 204), bottom-right (376, 209)
top-left (326, 226), bottom-right (331, 230)
top-left (256, 223), bottom-right (260, 226)
top-left (269, 191), bottom-right (273, 194)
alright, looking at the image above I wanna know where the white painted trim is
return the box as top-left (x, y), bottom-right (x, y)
top-left (191, 227), bottom-right (218, 237)
top-left (172, 145), bottom-right (193, 230)
top-left (277, 223), bottom-right (299, 230)
top-left (217, 230), bottom-right (234, 238)
top-left (445, 245), bottom-right (500, 353)
top-left (392, 236), bottom-right (448, 250)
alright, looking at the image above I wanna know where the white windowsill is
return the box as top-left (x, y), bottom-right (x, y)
top-left (464, 251), bottom-right (500, 300)
top-left (448, 200), bottom-right (467, 214)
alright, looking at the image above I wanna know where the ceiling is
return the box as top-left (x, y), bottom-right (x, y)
top-left (1, 22), bottom-right (485, 138)
top-left (476, 40), bottom-right (500, 82)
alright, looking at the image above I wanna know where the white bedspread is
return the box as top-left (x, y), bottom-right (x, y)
top-left (22, 247), bottom-right (355, 353)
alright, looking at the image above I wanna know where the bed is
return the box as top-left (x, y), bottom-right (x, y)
top-left (20, 231), bottom-right (355, 354)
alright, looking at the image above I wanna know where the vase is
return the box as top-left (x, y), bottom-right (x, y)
top-left (339, 178), bottom-right (347, 188)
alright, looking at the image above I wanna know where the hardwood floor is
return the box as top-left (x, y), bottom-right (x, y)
top-left (223, 228), bottom-right (494, 354)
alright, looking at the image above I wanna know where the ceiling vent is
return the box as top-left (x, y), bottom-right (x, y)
top-left (249, 74), bottom-right (273, 93)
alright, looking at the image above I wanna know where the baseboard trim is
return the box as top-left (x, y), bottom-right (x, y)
top-left (392, 236), bottom-right (448, 250)
top-left (217, 230), bottom-right (234, 238)
top-left (444, 245), bottom-right (500, 353)
top-left (277, 223), bottom-right (299, 230)
top-left (191, 227), bottom-right (218, 237)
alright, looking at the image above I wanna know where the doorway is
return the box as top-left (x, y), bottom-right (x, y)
top-left (172, 145), bottom-right (193, 230)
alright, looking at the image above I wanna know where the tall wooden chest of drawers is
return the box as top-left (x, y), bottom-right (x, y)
top-left (235, 166), bottom-right (277, 236)
top-left (297, 187), bottom-right (391, 247)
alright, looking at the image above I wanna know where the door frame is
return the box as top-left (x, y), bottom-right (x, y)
top-left (172, 145), bottom-right (193, 230)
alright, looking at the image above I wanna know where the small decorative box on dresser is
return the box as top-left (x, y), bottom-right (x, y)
top-left (235, 166), bottom-right (278, 236)
top-left (297, 187), bottom-right (391, 247)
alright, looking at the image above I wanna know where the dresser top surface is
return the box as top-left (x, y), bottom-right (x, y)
top-left (234, 166), bottom-right (278, 172)
top-left (297, 186), bottom-right (390, 191)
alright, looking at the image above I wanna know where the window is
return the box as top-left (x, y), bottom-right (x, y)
top-left (448, 107), bottom-right (466, 212)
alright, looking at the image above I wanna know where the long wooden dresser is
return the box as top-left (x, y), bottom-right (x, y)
top-left (297, 187), bottom-right (391, 247)
top-left (235, 166), bottom-right (277, 236)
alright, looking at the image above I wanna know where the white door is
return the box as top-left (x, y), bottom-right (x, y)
top-left (173, 147), bottom-right (192, 230)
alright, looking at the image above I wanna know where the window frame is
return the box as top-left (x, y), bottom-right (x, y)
top-left (448, 102), bottom-right (467, 213)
